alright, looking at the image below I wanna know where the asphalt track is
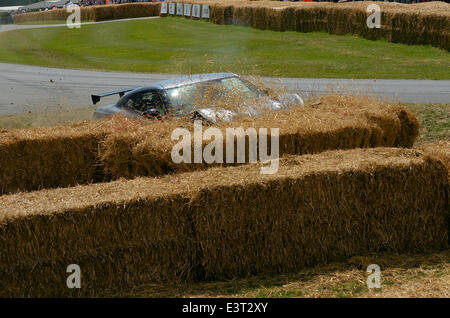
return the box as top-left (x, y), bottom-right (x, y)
top-left (0, 18), bottom-right (449, 115)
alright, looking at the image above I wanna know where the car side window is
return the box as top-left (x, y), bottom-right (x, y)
top-left (125, 90), bottom-right (165, 114)
top-left (166, 84), bottom-right (202, 114)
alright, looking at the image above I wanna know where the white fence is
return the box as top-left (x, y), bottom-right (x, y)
top-left (161, 2), bottom-right (210, 19)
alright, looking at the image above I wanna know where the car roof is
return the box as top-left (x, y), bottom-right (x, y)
top-left (122, 73), bottom-right (239, 97)
top-left (154, 72), bottom-right (238, 89)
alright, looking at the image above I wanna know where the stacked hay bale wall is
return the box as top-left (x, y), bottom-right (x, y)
top-left (179, 1), bottom-right (450, 51)
top-left (14, 1), bottom-right (449, 50)
top-left (13, 2), bottom-right (161, 24)
top-left (0, 122), bottom-right (111, 195)
top-left (90, 2), bottom-right (161, 22)
top-left (0, 188), bottom-right (196, 297)
top-left (100, 96), bottom-right (419, 180)
top-left (193, 148), bottom-right (449, 280)
top-left (13, 6), bottom-right (95, 23)
top-left (415, 140), bottom-right (450, 248)
top-left (0, 147), bottom-right (447, 296)
top-left (0, 96), bottom-right (419, 194)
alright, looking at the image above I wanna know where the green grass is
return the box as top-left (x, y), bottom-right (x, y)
top-left (331, 280), bottom-right (366, 298)
top-left (0, 106), bottom-right (96, 129)
top-left (0, 17), bottom-right (449, 79)
top-left (406, 103), bottom-right (450, 142)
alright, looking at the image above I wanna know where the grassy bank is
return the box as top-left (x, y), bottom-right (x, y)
top-left (0, 106), bottom-right (96, 129)
top-left (407, 103), bottom-right (450, 143)
top-left (0, 18), bottom-right (449, 79)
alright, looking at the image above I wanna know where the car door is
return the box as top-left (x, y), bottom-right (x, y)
top-left (123, 89), bottom-right (167, 116)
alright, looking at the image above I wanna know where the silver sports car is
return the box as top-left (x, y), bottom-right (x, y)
top-left (92, 73), bottom-right (303, 123)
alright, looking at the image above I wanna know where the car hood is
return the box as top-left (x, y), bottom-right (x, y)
top-left (191, 94), bottom-right (303, 124)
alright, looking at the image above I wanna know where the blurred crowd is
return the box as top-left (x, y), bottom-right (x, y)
top-left (78, 0), bottom-right (159, 6)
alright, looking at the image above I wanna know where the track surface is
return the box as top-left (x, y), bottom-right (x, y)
top-left (0, 18), bottom-right (449, 115)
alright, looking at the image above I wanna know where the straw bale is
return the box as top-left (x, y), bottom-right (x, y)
top-left (0, 147), bottom-right (447, 296)
top-left (417, 140), bottom-right (450, 176)
top-left (188, 1), bottom-right (450, 50)
top-left (0, 121), bottom-right (112, 195)
top-left (0, 194), bottom-right (196, 296)
top-left (14, 1), bottom-right (449, 49)
top-left (193, 149), bottom-right (448, 279)
top-left (0, 95), bottom-right (419, 193)
top-left (13, 3), bottom-right (160, 24)
top-left (100, 95), bottom-right (419, 180)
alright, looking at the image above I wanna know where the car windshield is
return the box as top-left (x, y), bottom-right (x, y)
top-left (165, 77), bottom-right (263, 114)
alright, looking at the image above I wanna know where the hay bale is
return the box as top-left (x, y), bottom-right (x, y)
top-left (417, 140), bottom-right (450, 176)
top-left (0, 122), bottom-right (110, 195)
top-left (416, 140), bottom-right (450, 247)
top-left (0, 147), bottom-right (447, 296)
top-left (188, 1), bottom-right (450, 51)
top-left (0, 96), bottom-right (419, 194)
top-left (101, 95), bottom-right (419, 180)
top-left (394, 107), bottom-right (420, 148)
top-left (13, 3), bottom-right (160, 24)
top-left (0, 193), bottom-right (196, 297)
top-left (193, 148), bottom-right (448, 279)
top-left (14, 8), bottom-right (71, 23)
top-left (16, 0), bottom-right (449, 49)
top-left (92, 3), bottom-right (161, 21)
